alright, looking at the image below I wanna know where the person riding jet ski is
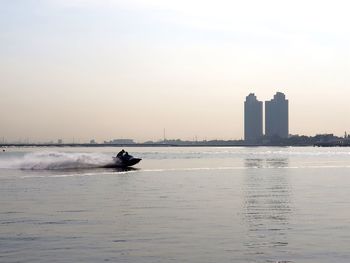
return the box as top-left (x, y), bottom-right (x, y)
top-left (116, 149), bottom-right (125, 158)
top-left (111, 150), bottom-right (141, 167)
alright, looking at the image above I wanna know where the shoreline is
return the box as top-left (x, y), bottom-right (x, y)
top-left (0, 143), bottom-right (325, 148)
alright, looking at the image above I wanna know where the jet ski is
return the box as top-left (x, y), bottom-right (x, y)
top-left (104, 153), bottom-right (142, 168)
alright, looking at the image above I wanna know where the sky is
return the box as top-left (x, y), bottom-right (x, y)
top-left (0, 0), bottom-right (349, 142)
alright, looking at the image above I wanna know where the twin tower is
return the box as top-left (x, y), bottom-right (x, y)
top-left (244, 92), bottom-right (289, 142)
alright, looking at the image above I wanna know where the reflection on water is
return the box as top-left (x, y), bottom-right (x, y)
top-left (243, 158), bottom-right (292, 261)
top-left (266, 158), bottom-right (289, 168)
top-left (245, 158), bottom-right (264, 168)
top-left (244, 158), bottom-right (289, 169)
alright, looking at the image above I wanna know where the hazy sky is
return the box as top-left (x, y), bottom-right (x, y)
top-left (1, 0), bottom-right (349, 142)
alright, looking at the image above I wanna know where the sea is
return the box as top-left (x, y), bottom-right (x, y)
top-left (0, 146), bottom-right (350, 263)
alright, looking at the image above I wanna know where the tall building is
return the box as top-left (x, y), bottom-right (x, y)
top-left (265, 92), bottom-right (289, 138)
top-left (244, 93), bottom-right (263, 142)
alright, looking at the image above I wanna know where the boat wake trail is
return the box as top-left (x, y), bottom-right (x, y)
top-left (0, 152), bottom-right (113, 170)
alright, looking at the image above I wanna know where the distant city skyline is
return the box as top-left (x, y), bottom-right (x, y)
top-left (265, 92), bottom-right (289, 138)
top-left (1, 0), bottom-right (349, 142)
top-left (244, 93), bottom-right (263, 142)
top-left (244, 92), bottom-right (289, 142)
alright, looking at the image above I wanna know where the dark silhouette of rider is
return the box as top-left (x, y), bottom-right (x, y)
top-left (117, 149), bottom-right (125, 157)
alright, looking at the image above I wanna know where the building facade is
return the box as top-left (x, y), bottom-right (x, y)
top-left (265, 92), bottom-right (289, 138)
top-left (244, 93), bottom-right (263, 142)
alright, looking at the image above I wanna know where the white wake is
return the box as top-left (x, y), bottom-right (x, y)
top-left (0, 152), bottom-right (113, 170)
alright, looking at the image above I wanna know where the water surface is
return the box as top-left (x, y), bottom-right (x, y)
top-left (1, 147), bottom-right (350, 262)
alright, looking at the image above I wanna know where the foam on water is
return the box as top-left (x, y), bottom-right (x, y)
top-left (0, 151), bottom-right (113, 170)
top-left (21, 170), bottom-right (138, 179)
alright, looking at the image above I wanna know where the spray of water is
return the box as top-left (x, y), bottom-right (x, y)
top-left (0, 152), bottom-right (114, 170)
